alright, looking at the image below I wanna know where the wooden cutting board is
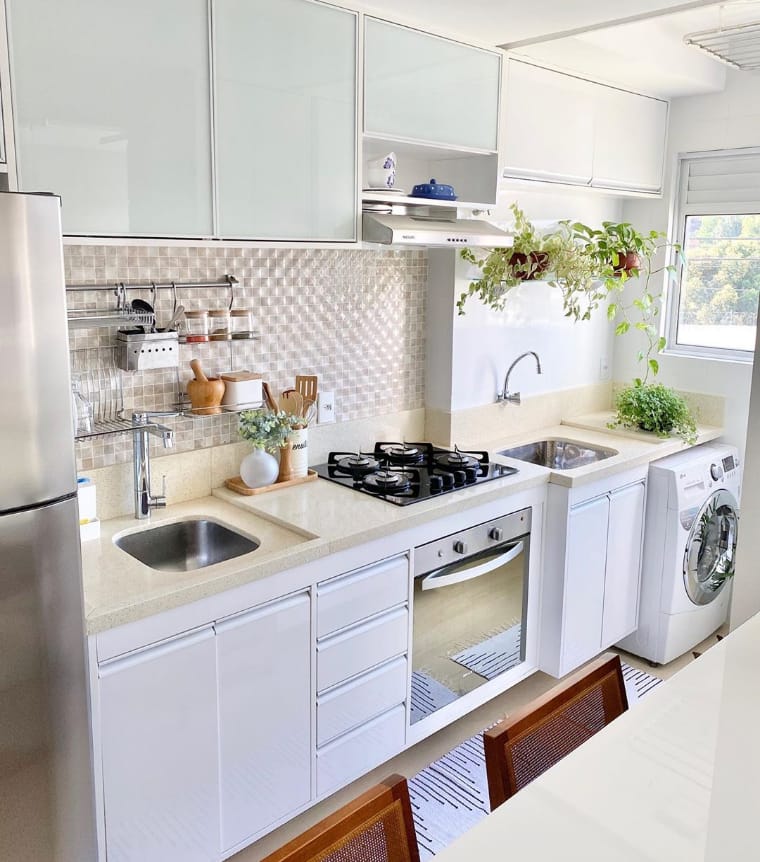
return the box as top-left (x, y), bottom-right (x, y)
top-left (225, 470), bottom-right (318, 495)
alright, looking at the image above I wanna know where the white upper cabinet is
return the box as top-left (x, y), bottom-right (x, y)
top-left (503, 61), bottom-right (594, 185)
top-left (364, 18), bottom-right (501, 153)
top-left (502, 58), bottom-right (668, 196)
top-left (6, 0), bottom-right (213, 236)
top-left (592, 86), bottom-right (668, 194)
top-left (214, 0), bottom-right (357, 240)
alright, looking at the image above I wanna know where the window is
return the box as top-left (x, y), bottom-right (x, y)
top-left (667, 150), bottom-right (760, 360)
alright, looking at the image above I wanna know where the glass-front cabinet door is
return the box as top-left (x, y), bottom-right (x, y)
top-left (214, 0), bottom-right (357, 241)
top-left (364, 17), bottom-right (501, 153)
top-left (6, 0), bottom-right (214, 236)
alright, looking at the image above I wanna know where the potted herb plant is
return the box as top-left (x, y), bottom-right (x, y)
top-left (238, 409), bottom-right (301, 488)
top-left (609, 382), bottom-right (697, 444)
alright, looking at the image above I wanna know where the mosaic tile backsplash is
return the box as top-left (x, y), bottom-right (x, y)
top-left (67, 245), bottom-right (427, 470)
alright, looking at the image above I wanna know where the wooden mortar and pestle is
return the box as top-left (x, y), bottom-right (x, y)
top-left (188, 359), bottom-right (225, 415)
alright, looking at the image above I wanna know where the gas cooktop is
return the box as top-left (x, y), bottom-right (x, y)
top-left (313, 442), bottom-right (518, 506)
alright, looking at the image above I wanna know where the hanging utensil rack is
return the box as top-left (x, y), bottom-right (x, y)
top-left (66, 275), bottom-right (239, 328)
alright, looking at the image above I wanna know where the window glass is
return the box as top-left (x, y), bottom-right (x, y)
top-left (676, 213), bottom-right (760, 352)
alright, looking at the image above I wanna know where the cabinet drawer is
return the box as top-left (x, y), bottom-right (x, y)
top-left (317, 656), bottom-right (407, 746)
top-left (317, 607), bottom-right (408, 692)
top-left (317, 555), bottom-right (409, 637)
top-left (316, 705), bottom-right (406, 797)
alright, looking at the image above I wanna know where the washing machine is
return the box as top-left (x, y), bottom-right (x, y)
top-left (617, 443), bottom-right (741, 665)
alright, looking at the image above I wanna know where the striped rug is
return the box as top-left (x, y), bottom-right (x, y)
top-left (409, 661), bottom-right (662, 859)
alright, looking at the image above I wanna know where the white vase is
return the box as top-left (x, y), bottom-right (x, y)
top-left (240, 448), bottom-right (279, 489)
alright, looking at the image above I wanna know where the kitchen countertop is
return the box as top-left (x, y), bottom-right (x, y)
top-left (81, 419), bottom-right (723, 635)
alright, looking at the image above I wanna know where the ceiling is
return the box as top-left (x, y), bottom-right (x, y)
top-left (357, 0), bottom-right (720, 46)
top-left (360, 0), bottom-right (760, 98)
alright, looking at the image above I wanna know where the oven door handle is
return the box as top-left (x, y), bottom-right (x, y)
top-left (420, 541), bottom-right (525, 591)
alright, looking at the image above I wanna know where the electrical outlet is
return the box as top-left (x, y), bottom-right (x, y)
top-left (599, 357), bottom-right (610, 381)
top-left (318, 391), bottom-right (336, 424)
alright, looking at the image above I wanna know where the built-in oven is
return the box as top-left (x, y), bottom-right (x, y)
top-left (411, 507), bottom-right (531, 725)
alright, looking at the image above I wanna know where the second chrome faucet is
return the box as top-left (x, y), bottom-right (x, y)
top-left (497, 351), bottom-right (542, 404)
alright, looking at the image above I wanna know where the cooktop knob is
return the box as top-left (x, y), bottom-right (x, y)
top-left (440, 472), bottom-right (455, 489)
top-left (429, 475), bottom-right (443, 493)
top-left (465, 466), bottom-right (478, 483)
top-left (454, 540), bottom-right (468, 555)
top-left (453, 470), bottom-right (466, 486)
top-left (489, 527), bottom-right (504, 542)
top-left (710, 463), bottom-right (723, 481)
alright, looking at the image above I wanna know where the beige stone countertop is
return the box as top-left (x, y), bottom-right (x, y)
top-left (82, 417), bottom-right (722, 634)
top-left (482, 416), bottom-right (723, 488)
top-left (82, 464), bottom-right (549, 634)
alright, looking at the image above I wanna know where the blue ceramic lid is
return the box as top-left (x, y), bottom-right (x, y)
top-left (410, 178), bottom-right (457, 200)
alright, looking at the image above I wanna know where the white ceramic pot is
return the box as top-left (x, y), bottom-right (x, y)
top-left (240, 448), bottom-right (279, 489)
top-left (289, 427), bottom-right (309, 479)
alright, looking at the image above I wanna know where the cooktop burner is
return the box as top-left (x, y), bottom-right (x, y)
top-left (314, 442), bottom-right (518, 506)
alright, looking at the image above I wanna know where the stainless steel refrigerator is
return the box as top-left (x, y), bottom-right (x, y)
top-left (0, 192), bottom-right (97, 860)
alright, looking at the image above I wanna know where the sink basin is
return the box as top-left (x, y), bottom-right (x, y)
top-left (497, 438), bottom-right (618, 470)
top-left (115, 518), bottom-right (260, 572)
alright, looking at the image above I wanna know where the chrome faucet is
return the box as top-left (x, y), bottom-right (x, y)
top-left (498, 351), bottom-right (542, 404)
top-left (132, 411), bottom-right (176, 519)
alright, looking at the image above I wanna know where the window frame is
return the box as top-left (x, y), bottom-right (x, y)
top-left (664, 147), bottom-right (760, 364)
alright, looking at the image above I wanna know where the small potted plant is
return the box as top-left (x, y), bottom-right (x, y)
top-left (609, 382), bottom-right (697, 444)
top-left (238, 409), bottom-right (301, 488)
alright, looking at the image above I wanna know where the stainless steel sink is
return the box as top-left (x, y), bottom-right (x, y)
top-left (115, 518), bottom-right (260, 572)
top-left (497, 438), bottom-right (618, 470)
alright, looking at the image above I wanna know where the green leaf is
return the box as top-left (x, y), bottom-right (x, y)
top-left (658, 336), bottom-right (667, 350)
top-left (648, 358), bottom-right (659, 375)
top-left (607, 303), bottom-right (617, 320)
top-left (615, 321), bottom-right (630, 336)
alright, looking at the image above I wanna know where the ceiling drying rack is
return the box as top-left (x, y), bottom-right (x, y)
top-left (65, 274), bottom-right (239, 329)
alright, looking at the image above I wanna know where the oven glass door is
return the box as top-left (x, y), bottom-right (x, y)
top-left (411, 536), bottom-right (529, 725)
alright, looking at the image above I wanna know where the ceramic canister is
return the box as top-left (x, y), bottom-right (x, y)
top-left (289, 427), bottom-right (309, 479)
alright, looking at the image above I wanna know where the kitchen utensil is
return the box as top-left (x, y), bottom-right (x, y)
top-left (303, 398), bottom-right (317, 427)
top-left (262, 381), bottom-right (279, 412)
top-left (295, 374), bottom-right (318, 405)
top-left (280, 389), bottom-right (304, 418)
top-left (410, 178), bottom-right (457, 201)
top-left (187, 358), bottom-right (225, 415)
top-left (130, 298), bottom-right (156, 332)
top-left (221, 372), bottom-right (263, 409)
top-left (163, 304), bottom-right (185, 332)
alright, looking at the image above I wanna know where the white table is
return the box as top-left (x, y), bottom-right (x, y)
top-left (435, 615), bottom-right (760, 861)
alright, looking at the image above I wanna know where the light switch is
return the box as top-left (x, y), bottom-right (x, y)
top-left (318, 391), bottom-right (336, 424)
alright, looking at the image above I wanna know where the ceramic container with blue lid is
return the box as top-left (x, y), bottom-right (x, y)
top-left (410, 178), bottom-right (457, 200)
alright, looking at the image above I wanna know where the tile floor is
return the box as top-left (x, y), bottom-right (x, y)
top-left (235, 628), bottom-right (727, 861)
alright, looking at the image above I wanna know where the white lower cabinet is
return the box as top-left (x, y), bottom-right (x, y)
top-left (541, 470), bottom-right (647, 678)
top-left (316, 705), bottom-right (406, 797)
top-left (98, 628), bottom-right (220, 862)
top-left (216, 592), bottom-right (311, 852)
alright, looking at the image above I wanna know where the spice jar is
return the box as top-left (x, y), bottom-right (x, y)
top-left (183, 309), bottom-right (209, 343)
top-left (230, 308), bottom-right (254, 339)
top-left (208, 308), bottom-right (231, 341)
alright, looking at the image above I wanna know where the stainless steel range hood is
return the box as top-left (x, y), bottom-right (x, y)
top-left (362, 212), bottom-right (512, 248)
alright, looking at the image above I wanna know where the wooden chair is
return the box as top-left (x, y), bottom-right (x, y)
top-left (483, 652), bottom-right (629, 809)
top-left (261, 774), bottom-right (420, 862)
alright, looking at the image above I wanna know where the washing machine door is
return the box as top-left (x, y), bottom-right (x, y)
top-left (682, 488), bottom-right (739, 606)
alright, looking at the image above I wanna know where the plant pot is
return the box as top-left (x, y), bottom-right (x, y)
top-left (509, 250), bottom-right (550, 281)
top-left (240, 448), bottom-right (279, 489)
top-left (612, 251), bottom-right (641, 276)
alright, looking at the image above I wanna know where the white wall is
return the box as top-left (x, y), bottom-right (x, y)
top-left (428, 183), bottom-right (621, 411)
top-left (613, 68), bottom-right (760, 452)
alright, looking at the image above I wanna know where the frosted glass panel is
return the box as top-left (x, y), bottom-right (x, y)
top-left (365, 19), bottom-right (500, 152)
top-left (8, 0), bottom-right (213, 236)
top-left (215, 0), bottom-right (356, 240)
